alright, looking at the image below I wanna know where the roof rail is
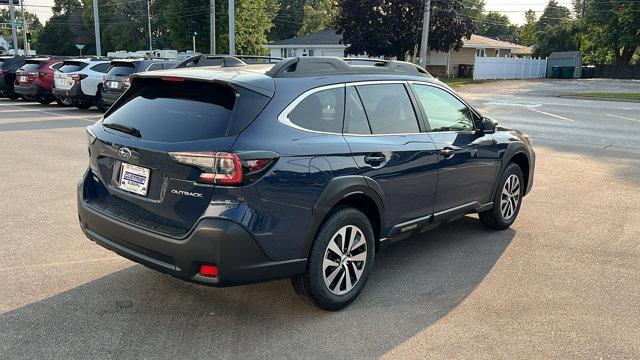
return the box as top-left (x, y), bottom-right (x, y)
top-left (266, 57), bottom-right (432, 78)
top-left (175, 54), bottom-right (247, 69)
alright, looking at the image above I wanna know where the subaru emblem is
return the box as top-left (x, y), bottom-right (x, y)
top-left (118, 147), bottom-right (132, 159)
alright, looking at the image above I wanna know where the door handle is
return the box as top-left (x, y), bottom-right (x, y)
top-left (440, 147), bottom-right (455, 159)
top-left (364, 153), bottom-right (387, 165)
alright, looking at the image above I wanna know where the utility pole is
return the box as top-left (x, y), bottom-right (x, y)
top-left (92, 0), bottom-right (101, 56)
top-left (20, 0), bottom-right (28, 54)
top-left (210, 0), bottom-right (215, 54)
top-left (418, 0), bottom-right (431, 68)
top-left (8, 0), bottom-right (18, 54)
top-left (147, 0), bottom-right (153, 55)
top-left (228, 0), bottom-right (235, 55)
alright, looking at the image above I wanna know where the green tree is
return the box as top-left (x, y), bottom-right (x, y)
top-left (537, 0), bottom-right (571, 31)
top-left (34, 0), bottom-right (94, 55)
top-left (476, 12), bottom-right (518, 43)
top-left (336, 0), bottom-right (473, 60)
top-left (235, 0), bottom-right (279, 54)
top-left (298, 0), bottom-right (337, 36)
top-left (518, 9), bottom-right (537, 46)
top-left (461, 0), bottom-right (485, 21)
top-left (0, 9), bottom-right (42, 39)
top-left (268, 0), bottom-right (305, 41)
top-left (580, 0), bottom-right (640, 65)
top-left (532, 20), bottom-right (580, 57)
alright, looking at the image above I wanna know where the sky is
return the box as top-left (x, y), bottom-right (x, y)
top-left (13, 0), bottom-right (575, 25)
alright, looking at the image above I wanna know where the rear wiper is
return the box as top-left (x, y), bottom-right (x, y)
top-left (103, 122), bottom-right (142, 138)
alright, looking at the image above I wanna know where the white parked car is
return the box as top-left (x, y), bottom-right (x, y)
top-left (53, 58), bottom-right (111, 109)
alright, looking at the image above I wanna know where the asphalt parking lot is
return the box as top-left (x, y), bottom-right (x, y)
top-left (1, 78), bottom-right (639, 359)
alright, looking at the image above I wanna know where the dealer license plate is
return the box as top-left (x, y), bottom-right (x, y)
top-left (118, 163), bottom-right (151, 196)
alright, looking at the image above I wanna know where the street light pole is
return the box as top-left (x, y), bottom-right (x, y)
top-left (418, 0), bottom-right (431, 67)
top-left (228, 0), bottom-right (235, 55)
top-left (147, 0), bottom-right (153, 55)
top-left (92, 0), bottom-right (101, 56)
top-left (8, 0), bottom-right (18, 53)
top-left (210, 0), bottom-right (215, 54)
top-left (20, 0), bottom-right (28, 54)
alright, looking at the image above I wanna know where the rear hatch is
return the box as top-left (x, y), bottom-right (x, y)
top-left (16, 60), bottom-right (46, 86)
top-left (85, 77), bottom-right (271, 236)
top-left (103, 61), bottom-right (136, 91)
top-left (54, 61), bottom-right (87, 90)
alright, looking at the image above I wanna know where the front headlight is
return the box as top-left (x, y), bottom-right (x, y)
top-left (522, 133), bottom-right (533, 146)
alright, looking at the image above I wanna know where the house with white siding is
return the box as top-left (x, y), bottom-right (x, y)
top-left (264, 30), bottom-right (531, 77)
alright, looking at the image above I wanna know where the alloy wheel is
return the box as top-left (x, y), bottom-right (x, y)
top-left (322, 225), bottom-right (368, 295)
top-left (500, 174), bottom-right (520, 220)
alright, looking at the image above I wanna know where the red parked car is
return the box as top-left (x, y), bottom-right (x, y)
top-left (14, 57), bottom-right (68, 105)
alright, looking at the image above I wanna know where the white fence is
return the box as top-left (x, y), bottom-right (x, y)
top-left (473, 56), bottom-right (548, 80)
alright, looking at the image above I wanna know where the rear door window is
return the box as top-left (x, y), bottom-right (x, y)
top-left (58, 62), bottom-right (87, 73)
top-left (106, 63), bottom-right (136, 76)
top-left (104, 79), bottom-right (236, 142)
top-left (344, 87), bottom-right (371, 134)
top-left (287, 87), bottom-right (344, 133)
top-left (356, 83), bottom-right (420, 134)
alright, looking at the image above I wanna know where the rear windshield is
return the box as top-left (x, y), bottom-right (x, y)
top-left (107, 63), bottom-right (136, 77)
top-left (104, 79), bottom-right (236, 142)
top-left (58, 62), bottom-right (87, 73)
top-left (20, 62), bottom-right (45, 72)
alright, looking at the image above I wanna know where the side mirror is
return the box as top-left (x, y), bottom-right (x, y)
top-left (481, 117), bottom-right (498, 134)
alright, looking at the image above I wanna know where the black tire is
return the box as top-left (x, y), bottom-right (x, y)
top-left (479, 162), bottom-right (524, 230)
top-left (292, 207), bottom-right (375, 311)
top-left (74, 101), bottom-right (93, 110)
top-left (95, 91), bottom-right (107, 112)
top-left (55, 96), bottom-right (73, 107)
top-left (21, 95), bottom-right (36, 101)
top-left (37, 97), bottom-right (54, 105)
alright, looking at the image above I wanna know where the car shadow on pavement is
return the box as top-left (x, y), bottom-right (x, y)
top-left (1, 216), bottom-right (514, 359)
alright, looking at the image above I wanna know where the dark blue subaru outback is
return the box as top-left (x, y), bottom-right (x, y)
top-left (78, 57), bottom-right (534, 310)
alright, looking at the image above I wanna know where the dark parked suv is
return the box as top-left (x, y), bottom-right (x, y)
top-left (99, 59), bottom-right (177, 111)
top-left (78, 57), bottom-right (535, 310)
top-left (0, 55), bottom-right (26, 99)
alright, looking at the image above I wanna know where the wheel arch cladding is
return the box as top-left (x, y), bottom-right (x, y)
top-left (509, 152), bottom-right (530, 193)
top-left (302, 176), bottom-right (385, 258)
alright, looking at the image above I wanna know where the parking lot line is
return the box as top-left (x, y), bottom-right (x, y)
top-left (528, 108), bottom-right (575, 122)
top-left (606, 113), bottom-right (640, 123)
top-left (0, 102), bottom-right (101, 121)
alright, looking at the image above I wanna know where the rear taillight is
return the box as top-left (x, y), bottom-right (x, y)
top-left (169, 152), bottom-right (243, 185)
top-left (124, 77), bottom-right (131, 87)
top-left (0, 69), bottom-right (6, 75)
top-left (71, 73), bottom-right (88, 83)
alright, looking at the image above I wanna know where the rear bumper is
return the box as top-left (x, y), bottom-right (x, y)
top-left (77, 170), bottom-right (306, 286)
top-left (14, 83), bottom-right (52, 98)
top-left (101, 88), bottom-right (124, 106)
top-left (53, 84), bottom-right (94, 103)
